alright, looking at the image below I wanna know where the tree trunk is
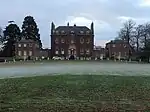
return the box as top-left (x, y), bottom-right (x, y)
top-left (136, 38), bottom-right (139, 52)
top-left (145, 35), bottom-right (147, 48)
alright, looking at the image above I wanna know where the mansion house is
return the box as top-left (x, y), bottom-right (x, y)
top-left (50, 22), bottom-right (94, 60)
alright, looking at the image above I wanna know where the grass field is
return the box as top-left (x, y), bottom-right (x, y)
top-left (1, 74), bottom-right (150, 111)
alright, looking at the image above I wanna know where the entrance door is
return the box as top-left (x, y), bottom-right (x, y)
top-left (68, 44), bottom-right (76, 60)
top-left (69, 49), bottom-right (76, 60)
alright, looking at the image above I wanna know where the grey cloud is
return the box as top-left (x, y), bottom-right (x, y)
top-left (0, 0), bottom-right (150, 47)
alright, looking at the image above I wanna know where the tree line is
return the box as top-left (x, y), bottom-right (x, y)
top-left (116, 19), bottom-right (150, 62)
top-left (0, 16), bottom-right (150, 61)
top-left (0, 16), bottom-right (42, 57)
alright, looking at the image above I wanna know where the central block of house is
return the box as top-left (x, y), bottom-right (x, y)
top-left (50, 22), bottom-right (94, 60)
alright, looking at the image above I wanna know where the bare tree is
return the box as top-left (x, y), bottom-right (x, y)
top-left (133, 25), bottom-right (144, 52)
top-left (139, 23), bottom-right (150, 48)
top-left (117, 19), bottom-right (136, 46)
top-left (0, 27), bottom-right (2, 37)
top-left (0, 27), bottom-right (3, 43)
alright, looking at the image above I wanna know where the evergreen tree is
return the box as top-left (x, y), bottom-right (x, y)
top-left (21, 16), bottom-right (42, 48)
top-left (0, 27), bottom-right (3, 43)
top-left (0, 23), bottom-right (21, 57)
top-left (0, 27), bottom-right (2, 38)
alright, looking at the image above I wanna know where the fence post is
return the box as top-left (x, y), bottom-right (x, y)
top-left (13, 59), bottom-right (16, 63)
top-left (4, 59), bottom-right (6, 63)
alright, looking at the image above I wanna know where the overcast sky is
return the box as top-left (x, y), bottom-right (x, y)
top-left (0, 0), bottom-right (150, 48)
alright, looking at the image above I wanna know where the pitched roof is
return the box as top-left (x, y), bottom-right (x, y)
top-left (55, 26), bottom-right (90, 32)
top-left (17, 38), bottom-right (38, 43)
top-left (106, 40), bottom-right (128, 45)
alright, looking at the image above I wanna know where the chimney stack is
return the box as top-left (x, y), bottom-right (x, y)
top-left (67, 22), bottom-right (69, 26)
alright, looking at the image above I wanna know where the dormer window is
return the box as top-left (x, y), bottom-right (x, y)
top-left (86, 31), bottom-right (90, 34)
top-left (18, 44), bottom-right (21, 47)
top-left (71, 31), bottom-right (74, 33)
top-left (56, 30), bottom-right (59, 34)
top-left (80, 38), bottom-right (84, 44)
top-left (24, 44), bottom-right (27, 47)
top-left (61, 30), bottom-right (65, 34)
top-left (80, 31), bottom-right (84, 34)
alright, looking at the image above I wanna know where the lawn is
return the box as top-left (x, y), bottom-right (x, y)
top-left (0, 75), bottom-right (150, 111)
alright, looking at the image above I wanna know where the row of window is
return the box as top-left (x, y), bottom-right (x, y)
top-left (112, 44), bottom-right (127, 48)
top-left (55, 38), bottom-right (90, 44)
top-left (53, 30), bottom-right (91, 34)
top-left (18, 43), bottom-right (32, 48)
top-left (112, 52), bottom-right (127, 56)
top-left (18, 51), bottom-right (33, 56)
top-left (55, 49), bottom-right (90, 55)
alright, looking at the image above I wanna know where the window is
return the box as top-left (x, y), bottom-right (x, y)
top-left (119, 52), bottom-right (121, 56)
top-left (18, 44), bottom-right (21, 47)
top-left (71, 31), bottom-right (74, 33)
top-left (61, 39), bottom-right (65, 43)
top-left (55, 48), bottom-right (59, 55)
top-left (80, 49), bottom-right (84, 54)
top-left (114, 52), bottom-right (116, 56)
top-left (18, 51), bottom-right (21, 56)
top-left (29, 43), bottom-right (32, 47)
top-left (71, 33), bottom-right (75, 36)
top-left (86, 39), bottom-right (90, 44)
top-left (23, 51), bottom-right (27, 56)
top-left (71, 39), bottom-right (75, 44)
top-left (29, 51), bottom-right (32, 56)
top-left (124, 44), bottom-right (127, 48)
top-left (125, 52), bottom-right (127, 56)
top-left (80, 38), bottom-right (84, 44)
top-left (68, 50), bottom-right (71, 55)
top-left (74, 50), bottom-right (76, 55)
top-left (24, 44), bottom-right (27, 47)
top-left (55, 38), bottom-right (59, 44)
top-left (55, 50), bottom-right (59, 55)
top-left (61, 49), bottom-right (64, 54)
top-left (112, 44), bottom-right (116, 47)
top-left (36, 44), bottom-right (39, 48)
top-left (86, 49), bottom-right (90, 54)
